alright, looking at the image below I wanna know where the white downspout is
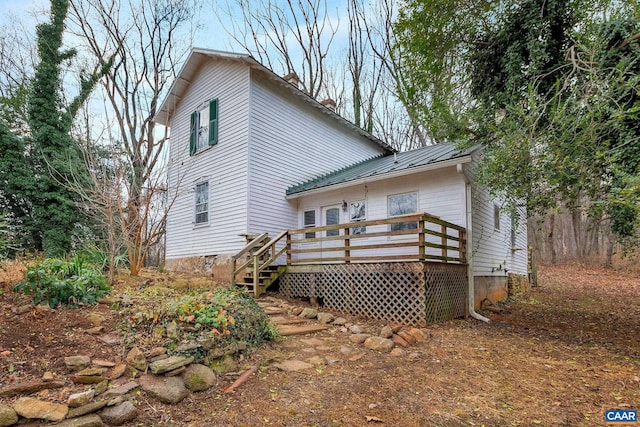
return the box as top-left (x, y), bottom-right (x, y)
top-left (458, 164), bottom-right (490, 323)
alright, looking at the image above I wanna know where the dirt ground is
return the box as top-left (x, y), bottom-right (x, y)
top-left (0, 263), bottom-right (639, 427)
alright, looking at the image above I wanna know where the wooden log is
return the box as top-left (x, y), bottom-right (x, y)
top-left (223, 365), bottom-right (258, 393)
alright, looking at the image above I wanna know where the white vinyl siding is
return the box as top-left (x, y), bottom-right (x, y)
top-left (246, 72), bottom-right (386, 238)
top-left (165, 60), bottom-right (250, 259)
top-left (465, 154), bottom-right (528, 276)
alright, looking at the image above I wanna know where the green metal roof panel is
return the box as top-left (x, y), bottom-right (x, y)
top-left (286, 143), bottom-right (479, 195)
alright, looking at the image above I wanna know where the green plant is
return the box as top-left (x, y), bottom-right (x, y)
top-left (14, 256), bottom-right (111, 308)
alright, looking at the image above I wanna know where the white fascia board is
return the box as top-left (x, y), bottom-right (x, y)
top-left (285, 156), bottom-right (473, 200)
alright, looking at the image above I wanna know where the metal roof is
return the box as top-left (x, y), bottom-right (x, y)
top-left (286, 143), bottom-right (480, 196)
top-left (154, 48), bottom-right (394, 154)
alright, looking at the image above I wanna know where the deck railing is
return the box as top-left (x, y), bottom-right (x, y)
top-left (287, 212), bottom-right (466, 264)
top-left (230, 213), bottom-right (466, 290)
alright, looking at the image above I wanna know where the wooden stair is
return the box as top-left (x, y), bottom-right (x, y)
top-left (239, 265), bottom-right (287, 297)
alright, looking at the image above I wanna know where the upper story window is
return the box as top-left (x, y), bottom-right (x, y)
top-left (494, 204), bottom-right (501, 230)
top-left (189, 98), bottom-right (219, 155)
top-left (194, 181), bottom-right (209, 225)
top-left (388, 192), bottom-right (418, 231)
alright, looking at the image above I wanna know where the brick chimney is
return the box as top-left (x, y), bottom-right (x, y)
top-left (320, 98), bottom-right (337, 112)
top-left (283, 72), bottom-right (301, 89)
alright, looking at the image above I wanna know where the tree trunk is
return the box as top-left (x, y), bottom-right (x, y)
top-left (548, 214), bottom-right (557, 264)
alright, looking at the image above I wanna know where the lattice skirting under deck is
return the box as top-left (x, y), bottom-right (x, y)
top-left (280, 262), bottom-right (468, 326)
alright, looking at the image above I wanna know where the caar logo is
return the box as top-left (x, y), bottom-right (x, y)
top-left (606, 409), bottom-right (637, 425)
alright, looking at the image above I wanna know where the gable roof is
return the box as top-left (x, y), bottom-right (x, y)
top-left (154, 47), bottom-right (394, 154)
top-left (286, 143), bottom-right (480, 197)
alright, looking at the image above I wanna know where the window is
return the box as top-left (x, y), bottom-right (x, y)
top-left (325, 207), bottom-right (340, 237)
top-left (194, 182), bottom-right (209, 225)
top-left (510, 211), bottom-right (517, 247)
top-left (388, 192), bottom-right (418, 231)
top-left (494, 204), bottom-right (501, 230)
top-left (350, 200), bottom-right (366, 234)
top-left (189, 98), bottom-right (219, 155)
top-left (303, 209), bottom-right (316, 238)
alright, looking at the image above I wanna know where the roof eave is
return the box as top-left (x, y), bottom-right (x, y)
top-left (286, 155), bottom-right (473, 199)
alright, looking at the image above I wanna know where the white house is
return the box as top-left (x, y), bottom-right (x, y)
top-left (154, 48), bottom-right (528, 320)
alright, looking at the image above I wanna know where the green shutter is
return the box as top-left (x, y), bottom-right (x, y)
top-left (208, 98), bottom-right (218, 146)
top-left (189, 110), bottom-right (198, 155)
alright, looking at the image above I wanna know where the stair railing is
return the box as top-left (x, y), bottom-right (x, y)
top-left (230, 232), bottom-right (269, 286)
top-left (250, 230), bottom-right (289, 293)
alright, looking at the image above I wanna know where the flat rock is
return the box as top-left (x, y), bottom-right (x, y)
top-left (0, 380), bottom-right (65, 398)
top-left (85, 326), bottom-right (104, 335)
top-left (306, 356), bottom-right (326, 366)
top-left (379, 326), bottom-right (394, 339)
top-left (182, 364), bottom-right (216, 392)
top-left (277, 324), bottom-right (328, 336)
top-left (349, 325), bottom-right (364, 334)
top-left (391, 334), bottom-right (410, 348)
top-left (68, 389), bottom-right (95, 408)
top-left (99, 401), bottom-right (138, 425)
top-left (55, 414), bottom-right (103, 427)
top-left (397, 330), bottom-right (417, 345)
top-left (71, 375), bottom-right (107, 385)
top-left (102, 381), bottom-right (139, 400)
top-left (76, 367), bottom-right (107, 376)
top-left (92, 359), bottom-right (116, 368)
top-left (126, 347), bottom-right (147, 371)
top-left (148, 347), bottom-right (166, 358)
top-left (139, 375), bottom-right (188, 404)
top-left (316, 312), bottom-right (335, 324)
top-left (363, 336), bottom-right (395, 353)
top-left (300, 338), bottom-right (325, 347)
top-left (332, 317), bottom-right (347, 325)
top-left (263, 306), bottom-right (286, 315)
top-left (42, 371), bottom-right (55, 382)
top-left (12, 397), bottom-right (68, 422)
top-left (0, 404), bottom-right (18, 427)
top-left (65, 356), bottom-right (92, 372)
top-left (408, 328), bottom-right (427, 343)
top-left (109, 363), bottom-right (127, 380)
top-left (97, 334), bottom-right (121, 346)
top-left (349, 333), bottom-right (371, 344)
top-left (298, 307), bottom-right (318, 319)
top-left (269, 316), bottom-right (308, 325)
top-left (67, 401), bottom-right (108, 419)
top-left (273, 360), bottom-right (313, 372)
top-left (148, 355), bottom-right (194, 375)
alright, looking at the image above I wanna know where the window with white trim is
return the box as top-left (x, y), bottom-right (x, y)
top-left (388, 192), bottom-right (418, 231)
top-left (350, 200), bottom-right (366, 234)
top-left (189, 98), bottom-right (219, 155)
top-left (303, 209), bottom-right (316, 238)
top-left (494, 204), bottom-right (501, 230)
top-left (194, 181), bottom-right (209, 225)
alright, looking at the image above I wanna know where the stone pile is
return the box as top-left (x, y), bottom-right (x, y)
top-left (292, 305), bottom-right (429, 354)
top-left (0, 347), bottom-right (222, 427)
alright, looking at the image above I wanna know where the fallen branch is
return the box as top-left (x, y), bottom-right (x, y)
top-left (223, 365), bottom-right (258, 393)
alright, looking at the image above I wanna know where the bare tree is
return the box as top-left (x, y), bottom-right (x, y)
top-left (218, 0), bottom-right (338, 99)
top-left (68, 0), bottom-right (197, 275)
